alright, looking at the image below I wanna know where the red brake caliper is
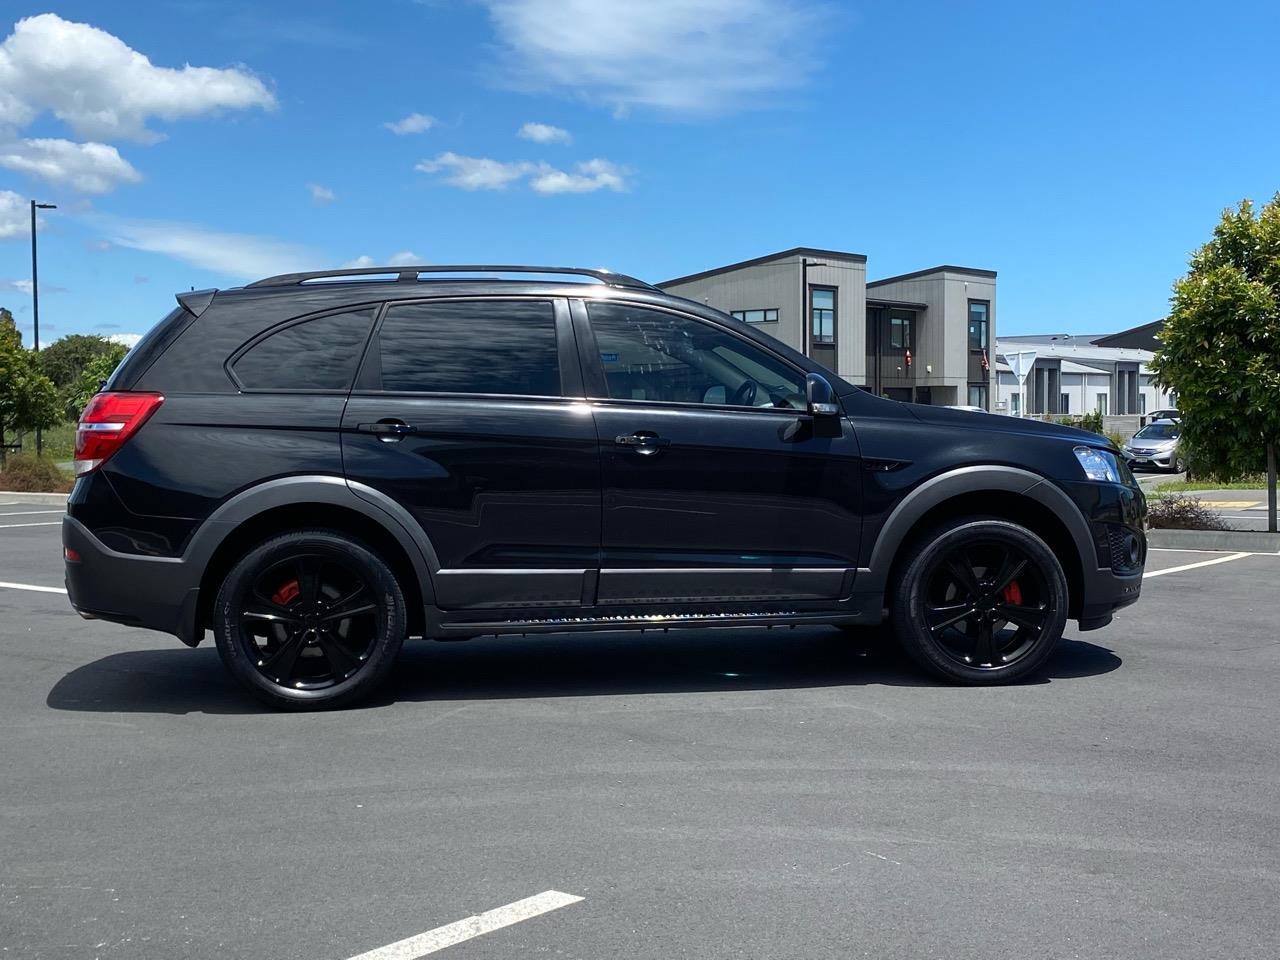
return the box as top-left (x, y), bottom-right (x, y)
top-left (1002, 579), bottom-right (1023, 606)
top-left (272, 579), bottom-right (300, 606)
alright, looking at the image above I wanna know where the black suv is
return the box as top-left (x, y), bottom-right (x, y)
top-left (63, 265), bottom-right (1146, 709)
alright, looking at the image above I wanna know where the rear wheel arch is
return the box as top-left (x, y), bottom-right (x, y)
top-left (194, 493), bottom-right (433, 639)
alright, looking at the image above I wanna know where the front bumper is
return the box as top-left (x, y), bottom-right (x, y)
top-left (63, 516), bottom-right (204, 646)
top-left (1057, 479), bottom-right (1147, 630)
top-left (1122, 448), bottom-right (1175, 469)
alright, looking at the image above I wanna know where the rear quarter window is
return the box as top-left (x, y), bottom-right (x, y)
top-left (231, 309), bottom-right (374, 392)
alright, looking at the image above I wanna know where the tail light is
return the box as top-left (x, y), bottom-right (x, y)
top-left (74, 392), bottom-right (165, 476)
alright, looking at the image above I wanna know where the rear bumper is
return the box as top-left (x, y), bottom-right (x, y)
top-left (62, 516), bottom-right (204, 646)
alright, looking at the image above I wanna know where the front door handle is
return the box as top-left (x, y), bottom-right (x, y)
top-left (615, 432), bottom-right (670, 456)
top-left (357, 419), bottom-right (415, 443)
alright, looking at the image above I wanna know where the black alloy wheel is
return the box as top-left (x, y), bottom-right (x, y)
top-left (892, 518), bottom-right (1068, 684)
top-left (213, 530), bottom-right (406, 710)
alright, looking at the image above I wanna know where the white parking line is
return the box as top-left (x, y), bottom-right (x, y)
top-left (344, 890), bottom-right (584, 960)
top-left (0, 580), bottom-right (66, 594)
top-left (1144, 553), bottom-right (1251, 579)
top-left (0, 510), bottom-right (64, 517)
top-left (0, 521), bottom-right (62, 529)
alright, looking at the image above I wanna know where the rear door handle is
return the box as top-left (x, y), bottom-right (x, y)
top-left (615, 432), bottom-right (670, 456)
top-left (357, 419), bottom-right (415, 442)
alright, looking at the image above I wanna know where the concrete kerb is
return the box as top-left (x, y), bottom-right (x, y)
top-left (0, 491), bottom-right (70, 507)
top-left (1147, 527), bottom-right (1280, 553)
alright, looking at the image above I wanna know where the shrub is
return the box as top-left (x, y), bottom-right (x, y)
top-left (0, 453), bottom-right (73, 492)
top-left (1078, 410), bottom-right (1104, 434)
top-left (1148, 494), bottom-right (1229, 530)
top-left (1105, 430), bottom-right (1127, 448)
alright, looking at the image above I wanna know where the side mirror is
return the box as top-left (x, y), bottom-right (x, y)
top-left (806, 373), bottom-right (840, 417)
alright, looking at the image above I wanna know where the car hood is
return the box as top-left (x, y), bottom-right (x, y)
top-left (903, 403), bottom-right (1107, 445)
top-left (1127, 437), bottom-right (1177, 448)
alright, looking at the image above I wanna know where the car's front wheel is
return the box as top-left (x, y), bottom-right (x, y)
top-left (213, 529), bottom-right (406, 710)
top-left (891, 518), bottom-right (1068, 684)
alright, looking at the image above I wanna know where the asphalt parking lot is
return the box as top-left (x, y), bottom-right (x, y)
top-left (3, 508), bottom-right (1278, 959)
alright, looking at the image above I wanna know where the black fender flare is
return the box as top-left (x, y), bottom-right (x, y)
top-left (185, 474), bottom-right (439, 605)
top-left (856, 465), bottom-right (1097, 606)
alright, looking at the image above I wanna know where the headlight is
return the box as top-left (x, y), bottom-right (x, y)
top-left (1074, 445), bottom-right (1122, 483)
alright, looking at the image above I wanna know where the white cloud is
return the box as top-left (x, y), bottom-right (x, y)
top-left (308, 183), bottom-right (336, 204)
top-left (478, 0), bottom-right (830, 114)
top-left (0, 13), bottom-right (277, 142)
top-left (529, 158), bottom-right (627, 194)
top-left (518, 121), bottom-right (571, 144)
top-left (0, 189), bottom-right (29, 238)
top-left (416, 152), bottom-right (534, 190)
top-left (341, 251), bottom-right (423, 269)
top-left (2, 278), bottom-right (68, 294)
top-left (0, 137), bottom-right (142, 194)
top-left (108, 333), bottom-right (143, 348)
top-left (99, 217), bottom-right (314, 279)
top-left (417, 151), bottom-right (629, 194)
top-left (384, 112), bottom-right (436, 135)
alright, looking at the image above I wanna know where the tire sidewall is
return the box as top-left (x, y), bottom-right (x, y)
top-left (893, 519), bottom-right (1069, 684)
top-left (213, 530), bottom-right (406, 710)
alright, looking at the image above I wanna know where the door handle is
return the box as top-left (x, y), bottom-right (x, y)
top-left (357, 419), bottom-right (415, 443)
top-left (615, 432), bottom-right (670, 456)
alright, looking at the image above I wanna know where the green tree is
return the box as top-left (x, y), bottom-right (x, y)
top-left (65, 342), bottom-right (129, 418)
top-left (40, 333), bottom-right (119, 389)
top-left (1152, 196), bottom-right (1280, 532)
top-left (0, 308), bottom-right (62, 464)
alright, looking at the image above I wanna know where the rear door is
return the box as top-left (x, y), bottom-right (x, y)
top-left (576, 299), bottom-right (862, 607)
top-left (341, 297), bottom-right (600, 611)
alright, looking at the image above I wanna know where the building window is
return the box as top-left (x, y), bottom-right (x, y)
top-left (968, 300), bottom-right (990, 351)
top-left (1010, 393), bottom-right (1021, 416)
top-left (1060, 392), bottom-right (1070, 414)
top-left (730, 308), bottom-right (779, 323)
top-left (1139, 393), bottom-right (1147, 414)
top-left (1096, 393), bottom-right (1108, 415)
top-left (810, 288), bottom-right (835, 344)
top-left (968, 384), bottom-right (988, 409)
top-left (890, 314), bottom-right (912, 349)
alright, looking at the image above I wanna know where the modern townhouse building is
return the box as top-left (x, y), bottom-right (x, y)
top-left (994, 331), bottom-right (1173, 418)
top-left (659, 247), bottom-right (998, 409)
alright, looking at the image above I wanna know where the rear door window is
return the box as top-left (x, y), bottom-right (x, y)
top-left (231, 309), bottom-right (374, 391)
top-left (366, 299), bottom-right (560, 396)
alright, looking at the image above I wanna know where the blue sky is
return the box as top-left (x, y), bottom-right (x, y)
top-left (1, 0), bottom-right (1278, 344)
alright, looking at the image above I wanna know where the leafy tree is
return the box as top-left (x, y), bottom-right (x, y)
top-left (40, 333), bottom-right (119, 390)
top-left (0, 308), bottom-right (62, 464)
top-left (66, 342), bottom-right (129, 419)
top-left (1152, 196), bottom-right (1280, 532)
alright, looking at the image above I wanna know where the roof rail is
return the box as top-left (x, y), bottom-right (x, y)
top-left (246, 264), bottom-right (658, 291)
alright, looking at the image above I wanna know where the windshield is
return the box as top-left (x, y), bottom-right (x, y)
top-left (1134, 422), bottom-right (1180, 441)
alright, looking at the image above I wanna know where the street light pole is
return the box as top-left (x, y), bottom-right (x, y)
top-left (30, 200), bottom-right (56, 458)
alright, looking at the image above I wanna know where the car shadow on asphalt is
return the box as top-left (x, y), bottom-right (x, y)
top-left (45, 628), bottom-right (1122, 715)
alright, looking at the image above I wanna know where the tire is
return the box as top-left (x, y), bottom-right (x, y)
top-left (890, 517), bottom-right (1068, 684)
top-left (1172, 456), bottom-right (1186, 474)
top-left (213, 529), bottom-right (407, 710)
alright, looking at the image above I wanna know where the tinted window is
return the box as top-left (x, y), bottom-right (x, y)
top-left (374, 300), bottom-right (559, 396)
top-left (232, 309), bottom-right (373, 391)
top-left (587, 302), bottom-right (805, 410)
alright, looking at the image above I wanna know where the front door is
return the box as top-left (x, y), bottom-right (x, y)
top-left (341, 297), bottom-right (600, 611)
top-left (576, 299), bottom-right (862, 607)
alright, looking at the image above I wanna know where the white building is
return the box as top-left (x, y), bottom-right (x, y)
top-left (994, 332), bottom-right (1173, 418)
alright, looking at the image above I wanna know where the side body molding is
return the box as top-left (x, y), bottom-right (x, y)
top-left (856, 465), bottom-right (1098, 604)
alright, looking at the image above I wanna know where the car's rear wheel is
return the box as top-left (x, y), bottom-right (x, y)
top-left (213, 530), bottom-right (406, 710)
top-left (891, 518), bottom-right (1068, 684)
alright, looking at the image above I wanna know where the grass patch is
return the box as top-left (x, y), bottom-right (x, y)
top-left (1154, 478), bottom-right (1270, 493)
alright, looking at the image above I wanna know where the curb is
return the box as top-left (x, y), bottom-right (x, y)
top-left (0, 491), bottom-right (69, 506)
top-left (1147, 528), bottom-right (1280, 553)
